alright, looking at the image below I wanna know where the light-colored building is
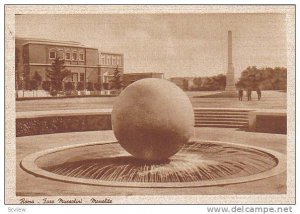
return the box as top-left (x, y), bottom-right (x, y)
top-left (169, 77), bottom-right (194, 90)
top-left (123, 72), bottom-right (164, 87)
top-left (99, 52), bottom-right (124, 89)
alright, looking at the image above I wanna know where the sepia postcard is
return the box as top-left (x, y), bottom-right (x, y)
top-left (4, 4), bottom-right (295, 205)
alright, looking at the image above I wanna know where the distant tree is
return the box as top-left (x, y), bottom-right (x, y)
top-left (110, 67), bottom-right (123, 90)
top-left (182, 79), bottom-right (189, 91)
top-left (214, 74), bottom-right (226, 90)
top-left (170, 74), bottom-right (226, 91)
top-left (235, 81), bottom-right (245, 90)
top-left (236, 66), bottom-right (287, 90)
top-left (32, 71), bottom-right (42, 88)
top-left (42, 81), bottom-right (51, 92)
top-left (27, 80), bottom-right (37, 91)
top-left (22, 50), bottom-right (30, 90)
top-left (205, 77), bottom-right (216, 90)
top-left (46, 57), bottom-right (71, 95)
top-left (27, 72), bottom-right (42, 96)
top-left (23, 65), bottom-right (30, 90)
top-left (193, 77), bottom-right (202, 90)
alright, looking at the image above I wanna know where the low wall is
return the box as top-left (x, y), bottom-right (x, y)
top-left (16, 108), bottom-right (287, 137)
top-left (16, 110), bottom-right (112, 137)
top-left (248, 110), bottom-right (287, 134)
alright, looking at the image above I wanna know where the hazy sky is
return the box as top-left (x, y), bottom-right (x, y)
top-left (15, 13), bottom-right (286, 78)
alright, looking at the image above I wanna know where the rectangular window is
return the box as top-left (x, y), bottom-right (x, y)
top-left (65, 52), bottom-right (71, 60)
top-left (79, 53), bottom-right (84, 61)
top-left (72, 52), bottom-right (77, 61)
top-left (80, 73), bottom-right (85, 82)
top-left (117, 57), bottom-right (122, 65)
top-left (49, 51), bottom-right (56, 59)
top-left (100, 55), bottom-right (105, 65)
top-left (72, 73), bottom-right (78, 82)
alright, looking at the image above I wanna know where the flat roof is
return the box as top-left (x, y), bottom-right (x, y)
top-left (124, 72), bottom-right (164, 75)
top-left (169, 77), bottom-right (195, 80)
top-left (99, 52), bottom-right (124, 56)
top-left (16, 37), bottom-right (97, 49)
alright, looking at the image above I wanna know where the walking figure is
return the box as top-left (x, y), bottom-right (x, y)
top-left (247, 89), bottom-right (252, 101)
top-left (256, 88), bottom-right (261, 101)
top-left (238, 89), bottom-right (243, 101)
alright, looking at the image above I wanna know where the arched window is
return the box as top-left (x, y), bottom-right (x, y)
top-left (49, 49), bottom-right (56, 59)
top-left (65, 51), bottom-right (71, 60)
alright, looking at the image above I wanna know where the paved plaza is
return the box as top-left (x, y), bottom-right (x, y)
top-left (16, 91), bottom-right (286, 113)
top-left (15, 90), bottom-right (287, 196)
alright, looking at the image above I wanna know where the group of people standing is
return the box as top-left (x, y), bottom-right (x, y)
top-left (238, 88), bottom-right (261, 101)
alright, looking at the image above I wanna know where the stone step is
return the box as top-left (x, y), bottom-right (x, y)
top-left (194, 123), bottom-right (247, 128)
top-left (194, 114), bottom-right (248, 118)
top-left (195, 120), bottom-right (248, 125)
top-left (194, 112), bottom-right (249, 116)
top-left (194, 109), bottom-right (250, 112)
top-left (195, 117), bottom-right (248, 122)
top-left (194, 108), bottom-right (251, 112)
top-left (193, 108), bottom-right (250, 128)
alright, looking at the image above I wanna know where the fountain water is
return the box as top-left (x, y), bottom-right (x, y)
top-left (21, 140), bottom-right (284, 188)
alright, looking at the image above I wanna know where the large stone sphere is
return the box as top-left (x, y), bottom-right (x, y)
top-left (111, 78), bottom-right (194, 161)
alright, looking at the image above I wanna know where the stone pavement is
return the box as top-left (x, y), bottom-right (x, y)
top-left (16, 91), bottom-right (286, 112)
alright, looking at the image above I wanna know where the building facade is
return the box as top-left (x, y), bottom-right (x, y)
top-left (169, 77), bottom-right (194, 90)
top-left (123, 72), bottom-right (164, 87)
top-left (99, 52), bottom-right (124, 89)
top-left (15, 38), bottom-right (124, 90)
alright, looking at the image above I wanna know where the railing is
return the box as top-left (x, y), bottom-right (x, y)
top-left (16, 90), bottom-right (118, 98)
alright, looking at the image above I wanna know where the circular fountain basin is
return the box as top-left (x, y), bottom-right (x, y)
top-left (21, 140), bottom-right (286, 188)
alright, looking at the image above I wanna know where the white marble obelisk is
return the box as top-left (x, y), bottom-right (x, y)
top-left (225, 30), bottom-right (236, 91)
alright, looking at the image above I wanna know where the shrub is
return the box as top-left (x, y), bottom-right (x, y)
top-left (50, 89), bottom-right (58, 96)
top-left (94, 82), bottom-right (102, 91)
top-left (76, 82), bottom-right (84, 91)
top-left (64, 82), bottom-right (75, 91)
top-left (27, 79), bottom-right (39, 91)
top-left (86, 82), bottom-right (94, 91)
top-left (103, 83), bottom-right (109, 90)
top-left (42, 81), bottom-right (51, 91)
